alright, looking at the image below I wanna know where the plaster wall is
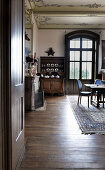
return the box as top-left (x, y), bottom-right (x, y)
top-left (37, 29), bottom-right (105, 93)
top-left (38, 29), bottom-right (105, 73)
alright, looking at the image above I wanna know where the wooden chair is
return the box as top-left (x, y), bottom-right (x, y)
top-left (77, 80), bottom-right (91, 108)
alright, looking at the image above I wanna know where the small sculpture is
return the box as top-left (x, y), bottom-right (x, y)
top-left (45, 47), bottom-right (55, 56)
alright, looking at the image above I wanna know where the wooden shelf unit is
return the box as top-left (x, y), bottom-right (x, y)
top-left (40, 56), bottom-right (65, 76)
top-left (40, 56), bottom-right (65, 95)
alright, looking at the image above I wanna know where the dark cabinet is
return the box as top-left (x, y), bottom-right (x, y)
top-left (40, 56), bottom-right (65, 76)
top-left (41, 78), bottom-right (51, 93)
top-left (40, 56), bottom-right (65, 94)
top-left (40, 78), bottom-right (64, 94)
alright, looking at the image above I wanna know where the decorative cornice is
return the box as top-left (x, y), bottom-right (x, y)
top-left (27, 0), bottom-right (105, 29)
top-left (25, 9), bottom-right (32, 16)
top-left (29, 0), bottom-right (105, 9)
top-left (34, 15), bottom-right (51, 25)
top-left (83, 3), bottom-right (103, 8)
top-left (40, 23), bottom-right (104, 27)
top-left (34, 13), bottom-right (105, 28)
top-left (38, 23), bottom-right (105, 29)
top-left (34, 15), bottom-right (105, 27)
top-left (25, 15), bottom-right (32, 25)
top-left (87, 14), bottom-right (97, 17)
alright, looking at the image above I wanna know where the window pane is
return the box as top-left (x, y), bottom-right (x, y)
top-left (82, 62), bottom-right (92, 79)
top-left (69, 62), bottom-right (80, 79)
top-left (75, 62), bottom-right (79, 79)
top-left (69, 37), bottom-right (93, 80)
top-left (82, 38), bottom-right (92, 48)
top-left (82, 62), bottom-right (86, 79)
top-left (70, 38), bottom-right (80, 48)
top-left (70, 51), bottom-right (80, 61)
top-left (70, 62), bottom-right (74, 79)
top-left (87, 62), bottom-right (92, 79)
top-left (82, 51), bottom-right (92, 61)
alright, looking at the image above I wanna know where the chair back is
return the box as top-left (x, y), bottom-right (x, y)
top-left (77, 80), bottom-right (82, 92)
top-left (95, 79), bottom-right (104, 85)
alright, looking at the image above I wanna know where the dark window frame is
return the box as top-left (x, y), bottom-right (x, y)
top-left (69, 37), bottom-right (93, 80)
top-left (65, 30), bottom-right (100, 81)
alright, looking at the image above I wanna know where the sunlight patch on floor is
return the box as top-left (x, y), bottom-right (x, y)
top-left (63, 96), bottom-right (81, 135)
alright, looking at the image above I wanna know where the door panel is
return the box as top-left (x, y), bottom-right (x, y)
top-left (42, 79), bottom-right (51, 92)
top-left (0, 2), bottom-right (2, 166)
top-left (51, 80), bottom-right (62, 90)
top-left (0, 56), bottom-right (2, 170)
top-left (11, 0), bottom-right (24, 169)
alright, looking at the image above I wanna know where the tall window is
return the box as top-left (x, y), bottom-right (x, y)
top-left (69, 37), bottom-right (93, 80)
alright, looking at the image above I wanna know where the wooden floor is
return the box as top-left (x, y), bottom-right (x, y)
top-left (21, 95), bottom-right (105, 169)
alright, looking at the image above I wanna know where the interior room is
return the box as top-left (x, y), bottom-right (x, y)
top-left (20, 0), bottom-right (105, 169)
top-left (1, 0), bottom-right (105, 169)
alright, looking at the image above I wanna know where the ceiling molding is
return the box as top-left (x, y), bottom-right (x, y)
top-left (25, 9), bottom-right (33, 25)
top-left (34, 14), bottom-right (105, 29)
top-left (27, 0), bottom-right (105, 29)
top-left (37, 21), bottom-right (105, 27)
top-left (34, 15), bottom-right (51, 25)
top-left (33, 11), bottom-right (105, 17)
top-left (38, 24), bottom-right (105, 29)
top-left (29, 0), bottom-right (105, 9)
top-left (25, 24), bottom-right (33, 29)
top-left (25, 0), bottom-right (33, 25)
top-left (84, 3), bottom-right (103, 8)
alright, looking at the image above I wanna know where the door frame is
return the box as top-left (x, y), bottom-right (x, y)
top-left (0, 0), bottom-right (25, 169)
top-left (0, 0), bottom-right (10, 169)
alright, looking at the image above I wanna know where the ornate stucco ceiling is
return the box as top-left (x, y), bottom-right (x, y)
top-left (26, 0), bottom-right (105, 29)
top-left (25, 0), bottom-right (32, 25)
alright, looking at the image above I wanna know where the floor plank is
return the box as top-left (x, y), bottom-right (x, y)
top-left (21, 95), bottom-right (105, 169)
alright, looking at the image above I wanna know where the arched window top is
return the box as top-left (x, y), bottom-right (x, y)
top-left (69, 37), bottom-right (93, 49)
top-left (65, 30), bottom-right (100, 42)
top-left (65, 30), bottom-right (100, 81)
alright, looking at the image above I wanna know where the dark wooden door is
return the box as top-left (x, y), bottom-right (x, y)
top-left (0, 0), bottom-right (8, 169)
top-left (0, 58), bottom-right (1, 170)
top-left (0, 2), bottom-right (2, 166)
top-left (11, 0), bottom-right (25, 169)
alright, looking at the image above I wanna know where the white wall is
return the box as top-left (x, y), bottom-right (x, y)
top-left (38, 29), bottom-right (67, 57)
top-left (38, 29), bottom-right (105, 73)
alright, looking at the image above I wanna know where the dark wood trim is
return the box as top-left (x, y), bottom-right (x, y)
top-left (101, 40), bottom-right (105, 69)
top-left (80, 37), bottom-right (82, 80)
top-left (92, 40), bottom-right (95, 80)
top-left (0, 1), bottom-right (2, 169)
top-left (0, 0), bottom-right (10, 169)
top-left (65, 30), bottom-right (100, 81)
top-left (96, 41), bottom-right (99, 79)
top-left (0, 0), bottom-right (25, 169)
top-left (65, 30), bottom-right (100, 41)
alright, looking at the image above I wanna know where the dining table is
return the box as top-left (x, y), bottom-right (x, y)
top-left (84, 84), bottom-right (105, 108)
